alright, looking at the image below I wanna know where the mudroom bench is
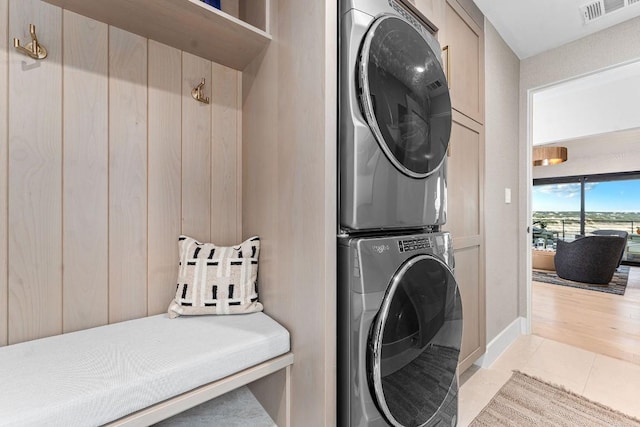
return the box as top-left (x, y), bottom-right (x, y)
top-left (0, 312), bottom-right (292, 426)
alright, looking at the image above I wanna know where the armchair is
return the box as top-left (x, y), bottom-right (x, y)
top-left (554, 235), bottom-right (627, 285)
top-left (591, 230), bottom-right (628, 266)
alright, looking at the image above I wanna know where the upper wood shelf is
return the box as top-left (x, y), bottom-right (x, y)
top-left (43, 0), bottom-right (271, 70)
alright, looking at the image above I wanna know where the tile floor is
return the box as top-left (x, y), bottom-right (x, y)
top-left (458, 334), bottom-right (640, 426)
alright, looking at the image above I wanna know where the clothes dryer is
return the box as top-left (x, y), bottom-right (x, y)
top-left (339, 0), bottom-right (452, 232)
top-left (338, 231), bottom-right (462, 426)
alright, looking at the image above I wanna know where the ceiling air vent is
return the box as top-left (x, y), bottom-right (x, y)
top-left (580, 0), bottom-right (604, 22)
top-left (603, 0), bottom-right (625, 12)
top-left (581, 0), bottom-right (638, 23)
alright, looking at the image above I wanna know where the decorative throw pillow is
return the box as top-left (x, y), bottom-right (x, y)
top-left (168, 235), bottom-right (263, 318)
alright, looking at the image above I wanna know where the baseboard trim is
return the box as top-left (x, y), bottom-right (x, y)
top-left (473, 317), bottom-right (526, 369)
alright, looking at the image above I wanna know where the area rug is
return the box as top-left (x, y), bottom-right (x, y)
top-left (470, 371), bottom-right (640, 427)
top-left (532, 265), bottom-right (629, 295)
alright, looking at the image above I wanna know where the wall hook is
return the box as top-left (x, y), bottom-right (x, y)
top-left (14, 24), bottom-right (48, 60)
top-left (191, 78), bottom-right (210, 104)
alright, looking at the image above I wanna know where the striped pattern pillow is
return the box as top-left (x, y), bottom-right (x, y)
top-left (168, 235), bottom-right (262, 318)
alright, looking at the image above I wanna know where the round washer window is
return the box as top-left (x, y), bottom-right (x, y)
top-left (368, 255), bottom-right (462, 426)
top-left (359, 15), bottom-right (452, 178)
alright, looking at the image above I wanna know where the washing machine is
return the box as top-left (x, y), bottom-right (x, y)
top-left (338, 231), bottom-right (462, 426)
top-left (339, 0), bottom-right (452, 232)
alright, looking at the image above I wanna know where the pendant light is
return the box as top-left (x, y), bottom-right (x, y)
top-left (532, 146), bottom-right (568, 166)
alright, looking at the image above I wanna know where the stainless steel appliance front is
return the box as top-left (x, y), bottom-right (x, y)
top-left (339, 0), bottom-right (452, 232)
top-left (338, 232), bottom-right (462, 426)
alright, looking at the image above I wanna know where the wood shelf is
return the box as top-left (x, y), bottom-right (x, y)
top-left (43, 0), bottom-right (271, 70)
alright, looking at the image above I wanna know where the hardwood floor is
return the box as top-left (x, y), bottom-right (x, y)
top-left (532, 266), bottom-right (640, 366)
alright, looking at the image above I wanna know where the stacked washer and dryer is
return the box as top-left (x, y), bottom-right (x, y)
top-left (338, 1), bottom-right (463, 426)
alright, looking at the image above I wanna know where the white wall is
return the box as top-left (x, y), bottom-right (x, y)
top-left (532, 60), bottom-right (640, 145)
top-left (520, 16), bottom-right (640, 314)
top-left (533, 128), bottom-right (640, 180)
top-left (483, 21), bottom-right (520, 342)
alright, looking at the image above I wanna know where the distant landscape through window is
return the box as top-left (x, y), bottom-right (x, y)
top-left (533, 172), bottom-right (640, 264)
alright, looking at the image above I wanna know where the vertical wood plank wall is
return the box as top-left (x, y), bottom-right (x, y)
top-left (147, 41), bottom-right (182, 317)
top-left (211, 63), bottom-right (241, 244)
top-left (62, 11), bottom-right (109, 332)
top-left (0, 0), bottom-right (7, 347)
top-left (181, 53), bottom-right (212, 241)
top-left (8, 0), bottom-right (62, 344)
top-left (0, 1), bottom-right (241, 345)
top-left (108, 27), bottom-right (148, 324)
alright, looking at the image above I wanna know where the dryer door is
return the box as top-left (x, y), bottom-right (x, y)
top-left (359, 15), bottom-right (452, 179)
top-left (368, 254), bottom-right (462, 427)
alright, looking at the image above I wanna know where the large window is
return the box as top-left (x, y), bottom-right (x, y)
top-left (533, 171), bottom-right (640, 264)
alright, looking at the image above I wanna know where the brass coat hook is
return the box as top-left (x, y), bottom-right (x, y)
top-left (14, 24), bottom-right (48, 60)
top-left (191, 78), bottom-right (210, 104)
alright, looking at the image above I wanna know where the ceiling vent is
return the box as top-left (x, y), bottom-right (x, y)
top-left (581, 0), bottom-right (640, 23)
top-left (604, 0), bottom-right (625, 12)
top-left (580, 1), bottom-right (604, 22)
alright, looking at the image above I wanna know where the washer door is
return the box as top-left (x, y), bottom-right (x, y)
top-left (359, 15), bottom-right (452, 179)
top-left (367, 254), bottom-right (462, 427)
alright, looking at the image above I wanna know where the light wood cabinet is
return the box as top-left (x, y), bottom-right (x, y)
top-left (444, 111), bottom-right (485, 371)
top-left (413, 0), bottom-right (445, 30)
top-left (414, 0), bottom-right (486, 372)
top-left (441, 0), bottom-right (484, 124)
top-left (42, 0), bottom-right (270, 70)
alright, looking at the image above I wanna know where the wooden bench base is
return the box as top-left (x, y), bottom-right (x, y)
top-left (108, 353), bottom-right (293, 426)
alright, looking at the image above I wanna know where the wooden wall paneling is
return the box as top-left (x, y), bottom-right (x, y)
top-left (455, 245), bottom-right (484, 370)
top-left (446, 110), bottom-right (485, 372)
top-left (445, 116), bottom-right (480, 237)
top-left (249, 367), bottom-right (290, 427)
top-left (210, 62), bottom-right (240, 245)
top-left (108, 27), bottom-right (148, 323)
top-left (243, 0), bottom-right (284, 419)
top-left (147, 40), bottom-right (182, 316)
top-left (322, 0), bottom-right (338, 420)
top-left (444, 0), bottom-right (484, 124)
top-left (413, 0), bottom-right (444, 31)
top-left (8, 0), bottom-right (62, 344)
top-left (240, 0), bottom-right (268, 33)
top-left (62, 11), bottom-right (109, 333)
top-left (181, 53), bottom-right (212, 242)
top-left (0, 0), bottom-right (7, 346)
top-left (241, 4), bottom-right (278, 306)
top-left (220, 0), bottom-right (239, 19)
top-left (275, 0), bottom-right (334, 424)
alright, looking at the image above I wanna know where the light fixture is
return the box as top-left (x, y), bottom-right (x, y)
top-left (532, 146), bottom-right (568, 166)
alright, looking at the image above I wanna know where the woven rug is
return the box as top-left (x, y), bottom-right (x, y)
top-left (470, 371), bottom-right (640, 427)
top-left (532, 265), bottom-right (629, 295)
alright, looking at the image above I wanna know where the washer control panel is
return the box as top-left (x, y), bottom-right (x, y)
top-left (398, 237), bottom-right (432, 253)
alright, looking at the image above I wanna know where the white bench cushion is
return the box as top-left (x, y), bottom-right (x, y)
top-left (0, 312), bottom-right (290, 427)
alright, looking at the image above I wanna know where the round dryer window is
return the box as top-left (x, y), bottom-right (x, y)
top-left (367, 255), bottom-right (462, 427)
top-left (359, 15), bottom-right (452, 179)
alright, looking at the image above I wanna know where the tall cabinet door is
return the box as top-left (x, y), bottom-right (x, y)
top-left (444, 111), bottom-right (485, 372)
top-left (441, 0), bottom-right (484, 124)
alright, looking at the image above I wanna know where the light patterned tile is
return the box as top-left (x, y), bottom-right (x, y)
top-left (582, 354), bottom-right (640, 419)
top-left (519, 338), bottom-right (596, 393)
top-left (458, 368), bottom-right (512, 427)
top-left (490, 334), bottom-right (545, 374)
